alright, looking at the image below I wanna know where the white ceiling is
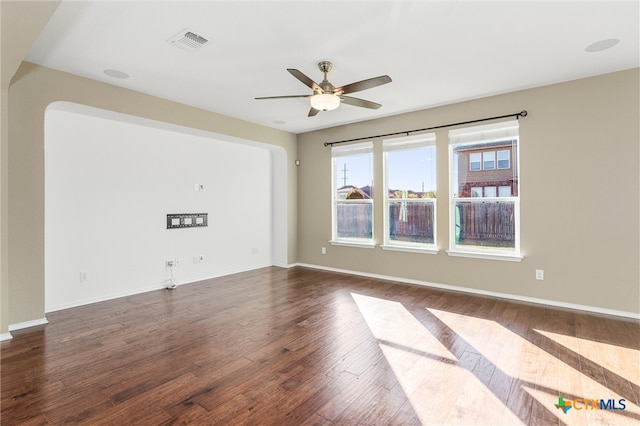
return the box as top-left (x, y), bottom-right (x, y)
top-left (26, 1), bottom-right (639, 134)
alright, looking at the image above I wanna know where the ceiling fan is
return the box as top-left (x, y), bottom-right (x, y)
top-left (255, 61), bottom-right (392, 117)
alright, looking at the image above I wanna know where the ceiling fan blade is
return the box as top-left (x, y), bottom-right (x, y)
top-left (255, 95), bottom-right (310, 100)
top-left (337, 75), bottom-right (392, 95)
top-left (288, 69), bottom-right (322, 92)
top-left (308, 108), bottom-right (320, 117)
top-left (341, 96), bottom-right (382, 109)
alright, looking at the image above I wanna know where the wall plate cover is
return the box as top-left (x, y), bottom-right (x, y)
top-left (167, 213), bottom-right (208, 229)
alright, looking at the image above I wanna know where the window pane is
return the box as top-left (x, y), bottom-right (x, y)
top-left (452, 140), bottom-right (518, 198)
top-left (449, 122), bottom-right (519, 255)
top-left (333, 145), bottom-right (374, 243)
top-left (336, 202), bottom-right (372, 239)
top-left (388, 201), bottom-right (434, 244)
top-left (334, 153), bottom-right (373, 198)
top-left (454, 200), bottom-right (515, 249)
top-left (384, 140), bottom-right (437, 248)
top-left (387, 146), bottom-right (436, 198)
top-left (497, 150), bottom-right (510, 169)
top-left (483, 151), bottom-right (495, 170)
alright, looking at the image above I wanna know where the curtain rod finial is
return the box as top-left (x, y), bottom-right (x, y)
top-left (520, 110), bottom-right (528, 117)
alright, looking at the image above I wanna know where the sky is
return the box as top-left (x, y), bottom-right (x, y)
top-left (334, 147), bottom-right (436, 193)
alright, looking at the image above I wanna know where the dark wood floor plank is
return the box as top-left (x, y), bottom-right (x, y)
top-left (2, 266), bottom-right (639, 425)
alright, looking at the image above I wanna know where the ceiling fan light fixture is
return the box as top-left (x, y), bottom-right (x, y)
top-left (310, 93), bottom-right (340, 111)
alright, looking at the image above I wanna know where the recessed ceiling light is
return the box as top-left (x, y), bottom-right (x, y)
top-left (104, 69), bottom-right (130, 79)
top-left (585, 38), bottom-right (620, 53)
top-left (273, 120), bottom-right (287, 125)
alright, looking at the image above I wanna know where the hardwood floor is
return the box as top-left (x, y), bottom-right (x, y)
top-left (2, 266), bottom-right (639, 425)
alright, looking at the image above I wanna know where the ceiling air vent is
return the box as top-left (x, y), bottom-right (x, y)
top-left (168, 29), bottom-right (209, 52)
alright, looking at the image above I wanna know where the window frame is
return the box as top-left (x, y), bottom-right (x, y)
top-left (381, 133), bottom-right (438, 254)
top-left (330, 141), bottom-right (375, 248)
top-left (448, 120), bottom-right (522, 261)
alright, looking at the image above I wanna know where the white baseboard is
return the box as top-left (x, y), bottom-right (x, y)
top-left (295, 263), bottom-right (640, 320)
top-left (8, 317), bottom-right (49, 332)
top-left (0, 332), bottom-right (13, 342)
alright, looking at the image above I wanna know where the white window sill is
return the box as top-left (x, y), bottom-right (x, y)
top-left (330, 240), bottom-right (376, 249)
top-left (446, 250), bottom-right (523, 262)
top-left (381, 245), bottom-right (439, 255)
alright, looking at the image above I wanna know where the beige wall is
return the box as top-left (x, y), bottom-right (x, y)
top-left (1, 1), bottom-right (62, 335)
top-left (297, 69), bottom-right (640, 315)
top-left (7, 63), bottom-right (297, 326)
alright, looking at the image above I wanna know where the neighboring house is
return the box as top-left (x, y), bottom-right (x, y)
top-left (454, 140), bottom-right (518, 198)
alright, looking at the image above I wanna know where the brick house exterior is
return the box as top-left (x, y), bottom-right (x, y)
top-left (454, 140), bottom-right (518, 197)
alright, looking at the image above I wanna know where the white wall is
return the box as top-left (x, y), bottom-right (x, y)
top-left (45, 104), bottom-right (275, 312)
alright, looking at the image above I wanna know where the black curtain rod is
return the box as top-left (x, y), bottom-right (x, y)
top-left (323, 110), bottom-right (528, 147)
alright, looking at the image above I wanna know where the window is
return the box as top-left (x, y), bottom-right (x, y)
top-left (498, 185), bottom-right (511, 197)
top-left (382, 134), bottom-right (437, 251)
top-left (331, 142), bottom-right (374, 246)
top-left (484, 186), bottom-right (497, 197)
top-left (497, 149), bottom-right (510, 169)
top-left (469, 153), bottom-right (481, 171)
top-left (482, 151), bottom-right (495, 170)
top-left (449, 120), bottom-right (520, 259)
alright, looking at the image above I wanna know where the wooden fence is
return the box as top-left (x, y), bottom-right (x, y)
top-left (388, 203), bottom-right (434, 244)
top-left (456, 201), bottom-right (515, 247)
top-left (336, 201), bottom-right (514, 247)
top-left (336, 203), bottom-right (372, 239)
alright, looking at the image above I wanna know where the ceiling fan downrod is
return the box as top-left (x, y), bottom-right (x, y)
top-left (317, 61), bottom-right (335, 94)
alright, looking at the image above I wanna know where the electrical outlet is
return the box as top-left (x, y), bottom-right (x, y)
top-left (193, 255), bottom-right (205, 264)
top-left (321, 247), bottom-right (326, 255)
top-left (79, 272), bottom-right (88, 282)
top-left (251, 248), bottom-right (259, 255)
top-left (166, 259), bottom-right (176, 268)
top-left (535, 269), bottom-right (544, 280)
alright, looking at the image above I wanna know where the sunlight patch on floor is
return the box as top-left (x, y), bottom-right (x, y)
top-left (534, 328), bottom-right (640, 383)
top-left (428, 308), bottom-right (640, 425)
top-left (352, 293), bottom-right (523, 424)
top-left (352, 293), bottom-right (456, 362)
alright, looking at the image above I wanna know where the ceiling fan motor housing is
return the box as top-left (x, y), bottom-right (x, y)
top-left (255, 60), bottom-right (391, 116)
